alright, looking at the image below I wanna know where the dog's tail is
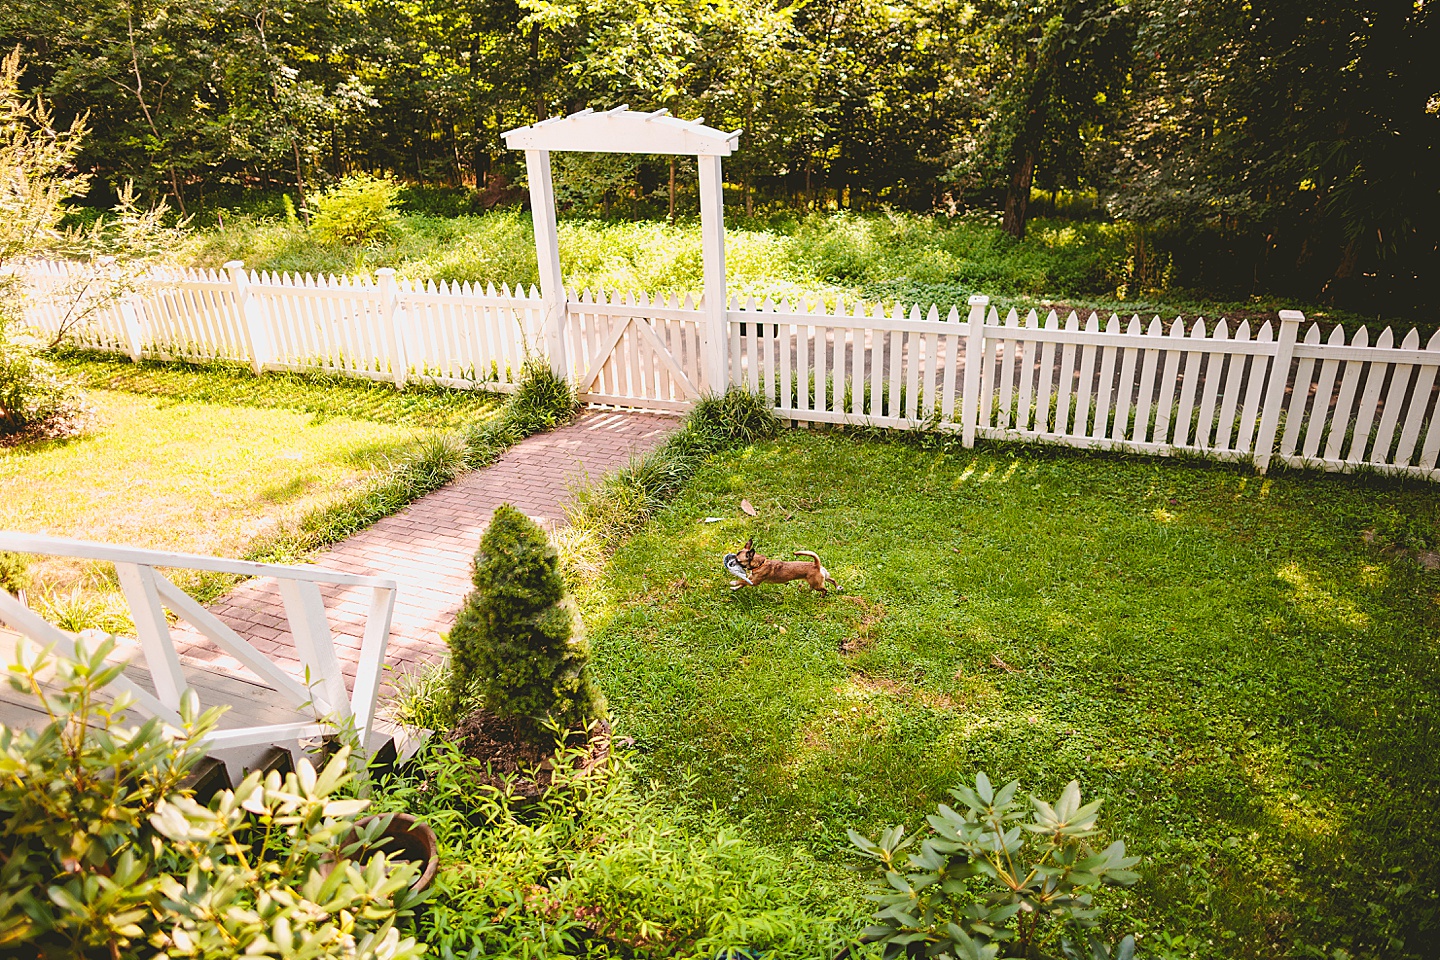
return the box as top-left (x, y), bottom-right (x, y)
top-left (793, 550), bottom-right (838, 587)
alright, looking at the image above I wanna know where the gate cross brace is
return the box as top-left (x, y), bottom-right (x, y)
top-left (577, 314), bottom-right (700, 399)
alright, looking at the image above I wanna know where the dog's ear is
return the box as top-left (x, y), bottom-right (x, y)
top-left (744, 537), bottom-right (754, 550)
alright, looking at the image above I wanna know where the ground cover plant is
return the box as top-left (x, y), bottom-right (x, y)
top-left (578, 429), bottom-right (1440, 959)
top-left (370, 736), bottom-right (860, 959)
top-left (174, 210), bottom-right (1397, 332)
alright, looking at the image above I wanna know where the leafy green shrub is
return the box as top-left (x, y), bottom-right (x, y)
top-left (310, 173), bottom-right (401, 245)
top-left (0, 637), bottom-right (424, 959)
top-left (457, 358), bottom-right (576, 469)
top-left (0, 327), bottom-right (81, 437)
top-left (447, 504), bottom-right (604, 741)
top-left (373, 739), bottom-right (856, 958)
top-left (687, 387), bottom-right (781, 446)
top-left (0, 550), bottom-right (30, 595)
top-left (851, 772), bottom-right (1139, 960)
top-left (382, 657), bottom-right (455, 733)
top-left (34, 585), bottom-right (134, 634)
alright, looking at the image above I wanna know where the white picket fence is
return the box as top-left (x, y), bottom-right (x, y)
top-left (17, 259), bottom-right (1440, 480)
top-left (729, 297), bottom-right (1440, 479)
top-left (20, 258), bottom-right (545, 391)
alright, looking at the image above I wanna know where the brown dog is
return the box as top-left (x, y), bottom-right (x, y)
top-left (732, 538), bottom-right (838, 595)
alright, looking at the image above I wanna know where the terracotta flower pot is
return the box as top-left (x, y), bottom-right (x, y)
top-left (339, 812), bottom-right (439, 893)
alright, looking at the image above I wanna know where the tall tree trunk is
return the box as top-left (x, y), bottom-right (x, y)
top-left (529, 25), bottom-right (545, 119)
top-left (1001, 148), bottom-right (1036, 240)
top-left (124, 12), bottom-right (185, 216)
top-left (293, 140), bottom-right (311, 226)
top-left (475, 144), bottom-right (490, 187)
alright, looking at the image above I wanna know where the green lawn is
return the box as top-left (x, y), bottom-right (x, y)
top-left (581, 431), bottom-right (1439, 959)
top-left (1, 354), bottom-right (500, 624)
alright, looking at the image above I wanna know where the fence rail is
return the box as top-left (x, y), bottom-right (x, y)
top-left (17, 258), bottom-right (1440, 480)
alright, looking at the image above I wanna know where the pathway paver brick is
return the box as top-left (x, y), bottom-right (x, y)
top-left (172, 412), bottom-right (679, 683)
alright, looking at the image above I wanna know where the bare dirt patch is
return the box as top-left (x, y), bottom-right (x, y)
top-left (447, 710), bottom-right (611, 799)
top-left (838, 596), bottom-right (887, 653)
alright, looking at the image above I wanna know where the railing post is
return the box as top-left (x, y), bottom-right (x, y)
top-left (961, 295), bottom-right (989, 447)
top-left (118, 300), bottom-right (145, 362)
top-left (226, 260), bottom-right (270, 376)
top-left (113, 563), bottom-right (190, 711)
top-left (277, 579), bottom-right (352, 722)
top-left (377, 268), bottom-right (408, 389)
top-left (1253, 309), bottom-right (1304, 474)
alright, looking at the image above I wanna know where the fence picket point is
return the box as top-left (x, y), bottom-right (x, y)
top-left (1304, 325), bottom-right (1348, 458)
top-left (960, 296), bottom-right (988, 445)
top-left (1055, 312), bottom-right (1080, 435)
top-left (1195, 319), bottom-right (1229, 449)
top-left (1254, 311), bottom-right (1304, 473)
top-left (1371, 327), bottom-right (1421, 465)
top-left (1088, 315), bottom-right (1116, 440)
top-left (1216, 320), bottom-right (1248, 451)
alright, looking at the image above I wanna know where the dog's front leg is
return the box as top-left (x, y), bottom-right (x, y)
top-left (729, 580), bottom-right (748, 591)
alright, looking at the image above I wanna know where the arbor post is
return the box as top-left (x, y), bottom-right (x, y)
top-left (697, 154), bottom-right (729, 393)
top-left (1253, 310), bottom-right (1304, 474)
top-left (523, 149), bottom-right (569, 380)
top-left (504, 110), bottom-right (740, 398)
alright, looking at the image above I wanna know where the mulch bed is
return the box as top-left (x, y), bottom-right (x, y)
top-left (446, 709), bottom-right (611, 800)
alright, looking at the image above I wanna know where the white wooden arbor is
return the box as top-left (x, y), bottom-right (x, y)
top-left (502, 107), bottom-right (741, 392)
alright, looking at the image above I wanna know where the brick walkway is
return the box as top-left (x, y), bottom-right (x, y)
top-left (173, 412), bottom-right (679, 682)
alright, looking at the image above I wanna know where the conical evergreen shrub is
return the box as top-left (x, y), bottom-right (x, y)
top-left (447, 503), bottom-right (604, 742)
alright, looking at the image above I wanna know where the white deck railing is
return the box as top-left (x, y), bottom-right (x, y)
top-left (0, 533), bottom-right (396, 757)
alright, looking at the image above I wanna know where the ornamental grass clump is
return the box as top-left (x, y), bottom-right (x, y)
top-left (447, 504), bottom-right (604, 744)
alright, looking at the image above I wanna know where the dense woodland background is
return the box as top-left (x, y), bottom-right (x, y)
top-left (2, 0), bottom-right (1435, 316)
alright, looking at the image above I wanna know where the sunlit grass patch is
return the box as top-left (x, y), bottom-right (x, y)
top-left (0, 389), bottom-right (430, 604)
top-left (175, 209), bottom-right (1389, 329)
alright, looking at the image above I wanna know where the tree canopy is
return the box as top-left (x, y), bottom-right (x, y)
top-left (2, 0), bottom-right (1434, 311)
